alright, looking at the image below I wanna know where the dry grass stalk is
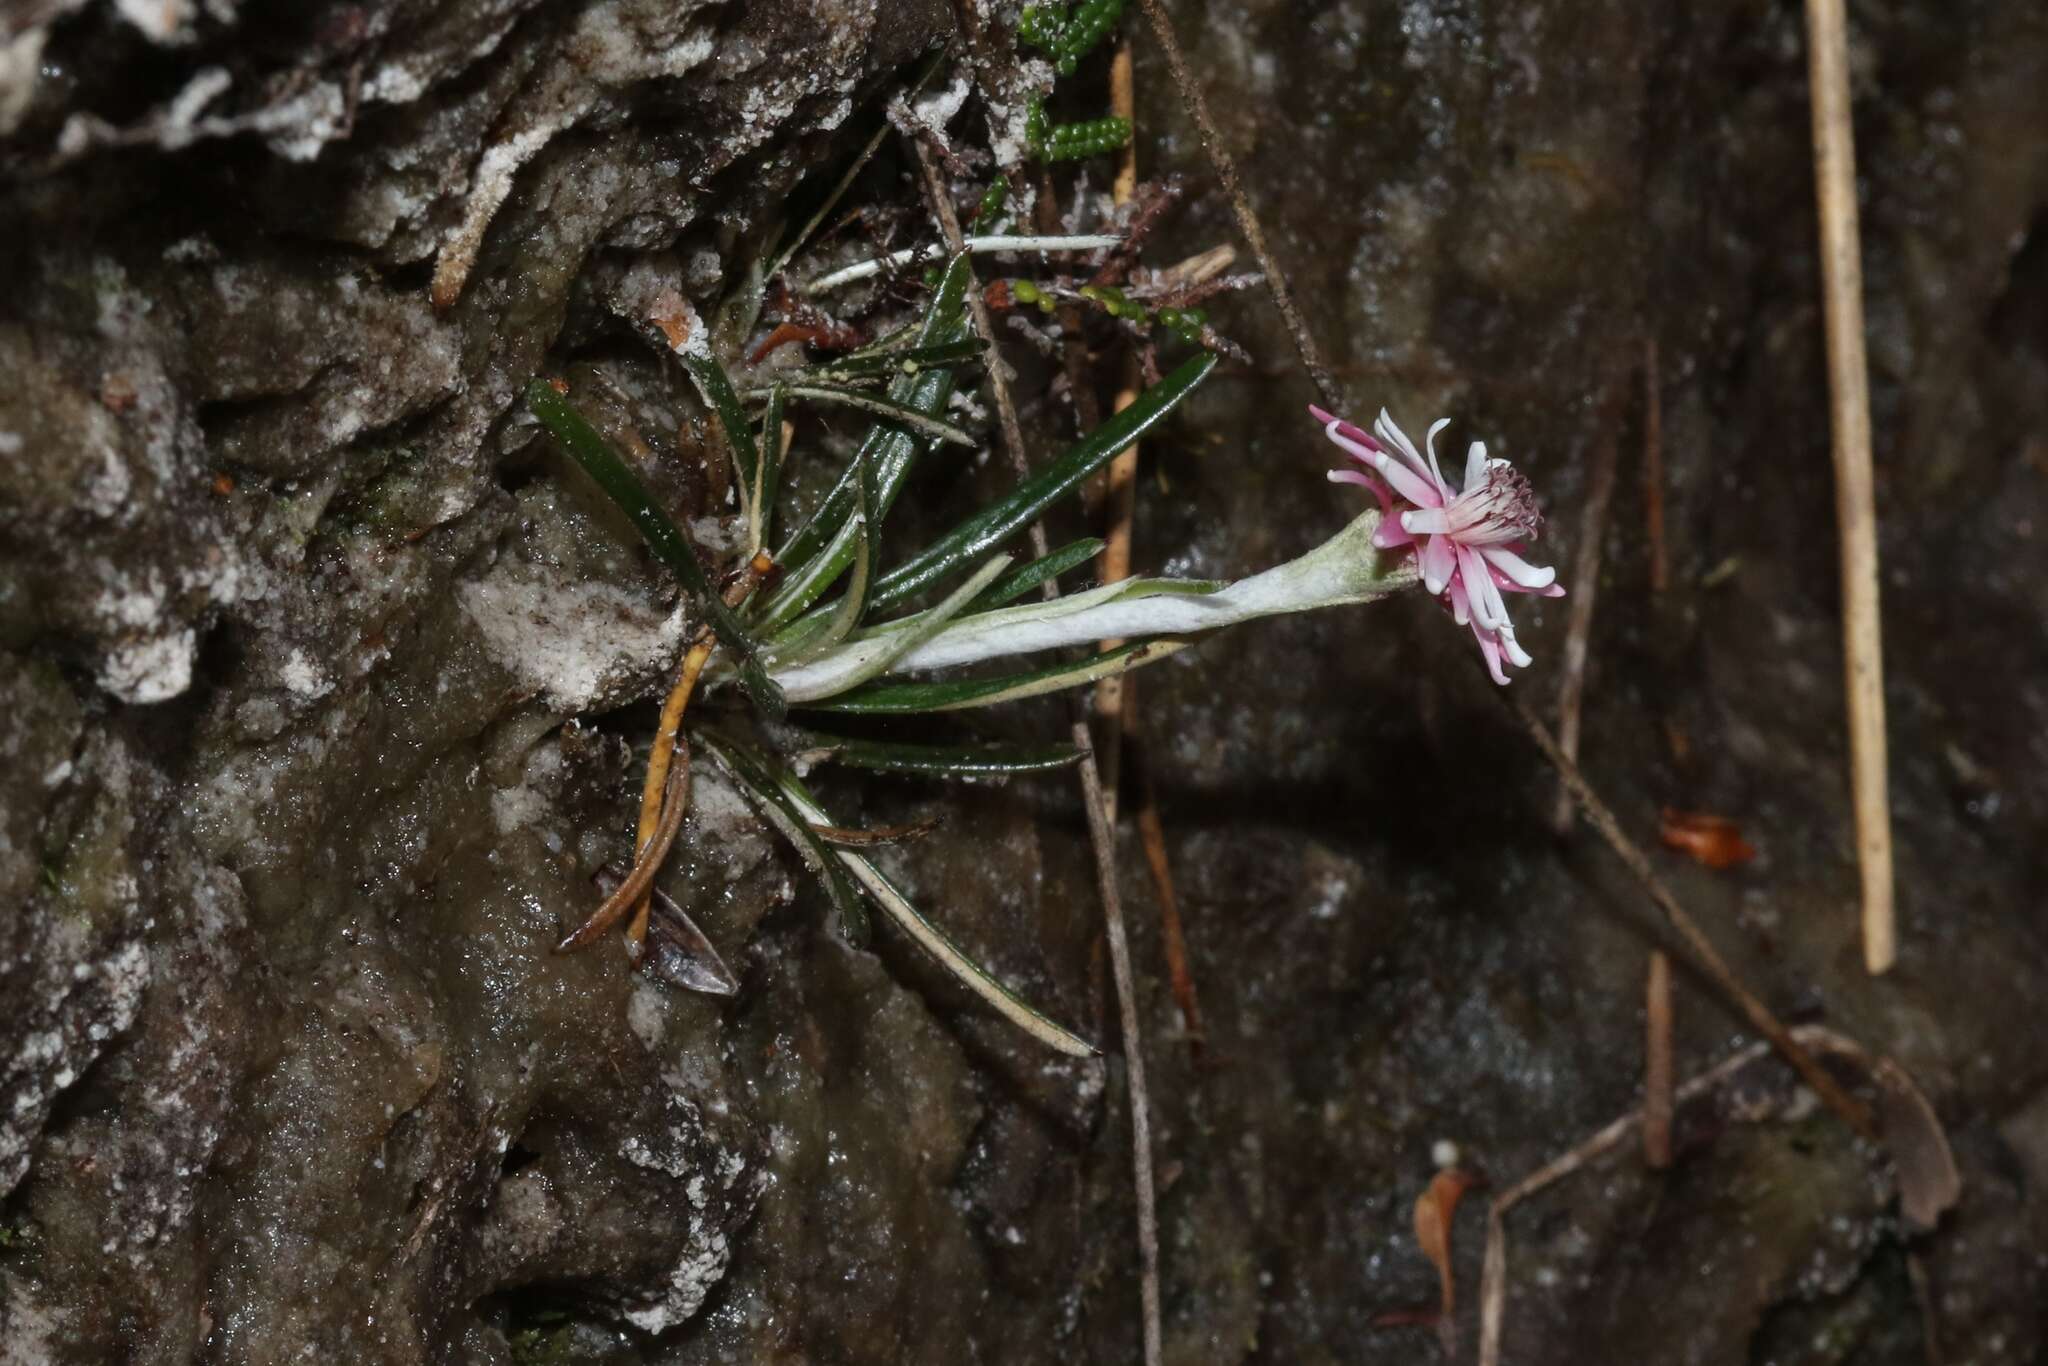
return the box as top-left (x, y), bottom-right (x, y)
top-left (1642, 950), bottom-right (1674, 1169)
top-left (1804, 0), bottom-right (1896, 974)
top-left (1550, 377), bottom-right (1625, 831)
top-left (1134, 0), bottom-right (1339, 407)
top-left (909, 114), bottom-right (1164, 1366)
top-left (1642, 336), bottom-right (1667, 595)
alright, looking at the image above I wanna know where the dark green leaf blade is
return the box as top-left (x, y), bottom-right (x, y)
top-left (767, 253), bottom-right (974, 577)
top-left (524, 379), bottom-right (786, 718)
top-left (967, 537), bottom-right (1105, 610)
top-left (700, 730), bottom-right (869, 944)
top-left (679, 352), bottom-right (761, 507)
top-left (867, 351), bottom-right (1217, 614)
top-left (802, 638), bottom-right (1189, 714)
top-left (801, 733), bottom-right (1085, 778)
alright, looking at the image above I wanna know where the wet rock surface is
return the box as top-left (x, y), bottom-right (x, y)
top-left (3, 1), bottom-right (2046, 1362)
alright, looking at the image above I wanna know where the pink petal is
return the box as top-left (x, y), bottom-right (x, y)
top-left (1421, 533), bottom-right (1457, 596)
top-left (1372, 409), bottom-right (1440, 488)
top-left (1458, 543), bottom-right (1510, 630)
top-left (1423, 418), bottom-right (1453, 494)
top-left (1474, 626), bottom-right (1509, 684)
top-left (1308, 404), bottom-right (1381, 453)
top-left (1478, 544), bottom-right (1557, 590)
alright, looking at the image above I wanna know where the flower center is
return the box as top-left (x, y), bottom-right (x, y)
top-left (1445, 460), bottom-right (1544, 545)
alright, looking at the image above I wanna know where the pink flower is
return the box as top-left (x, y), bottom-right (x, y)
top-left (1312, 404), bottom-right (1564, 684)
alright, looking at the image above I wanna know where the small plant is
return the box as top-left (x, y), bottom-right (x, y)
top-left (515, 38), bottom-right (1563, 1058)
top-left (524, 239), bottom-right (1558, 1052)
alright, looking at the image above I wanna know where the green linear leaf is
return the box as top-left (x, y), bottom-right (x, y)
top-left (700, 731), bottom-right (869, 945)
top-left (800, 734), bottom-right (1084, 778)
top-left (966, 537), bottom-right (1105, 611)
top-left (867, 350), bottom-right (1217, 614)
top-left (800, 637), bottom-right (1190, 714)
top-left (679, 353), bottom-right (761, 514)
top-left (525, 379), bottom-right (785, 718)
top-left (753, 382), bottom-right (785, 557)
top-left (790, 557), bottom-right (1010, 701)
top-left (763, 253), bottom-right (974, 613)
top-left (814, 339), bottom-right (989, 380)
top-left (772, 772), bottom-right (1096, 1057)
top-left (771, 384), bottom-right (977, 447)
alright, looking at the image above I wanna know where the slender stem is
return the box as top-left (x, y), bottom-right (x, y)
top-left (1551, 377), bottom-right (1624, 831)
top-left (1093, 40), bottom-right (1143, 829)
top-left (1074, 726), bottom-right (1163, 1366)
top-left (1642, 950), bottom-right (1674, 1168)
top-left (1510, 695), bottom-right (1878, 1140)
top-left (564, 551), bottom-right (773, 956)
top-left (1803, 0), bottom-right (1895, 974)
top-left (910, 117), bottom-right (1162, 1366)
top-left (1134, 0), bottom-right (1339, 406)
top-left (556, 748), bottom-right (693, 952)
top-left (805, 234), bottom-right (1121, 293)
top-left (1642, 336), bottom-right (1668, 595)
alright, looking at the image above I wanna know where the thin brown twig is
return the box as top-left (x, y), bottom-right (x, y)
top-left (1093, 37), bottom-right (1143, 826)
top-left (1134, 0), bottom-right (1339, 407)
top-left (1510, 695), bottom-right (1878, 1141)
top-left (909, 118), bottom-right (1163, 1366)
top-left (1804, 0), bottom-right (1895, 975)
top-left (557, 742), bottom-right (694, 952)
top-left (1132, 711), bottom-right (1205, 1054)
top-left (1481, 1025), bottom-right (1953, 1366)
top-left (1551, 377), bottom-right (1625, 832)
top-left (1074, 726), bottom-right (1163, 1366)
top-left (1480, 1027), bottom-right (1820, 1366)
top-left (600, 549), bottom-right (774, 953)
top-left (1642, 336), bottom-right (1667, 595)
top-left (1642, 950), bottom-right (1674, 1169)
top-left (910, 127), bottom-right (1050, 567)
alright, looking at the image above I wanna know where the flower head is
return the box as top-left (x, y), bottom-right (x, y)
top-left (1312, 404), bottom-right (1564, 684)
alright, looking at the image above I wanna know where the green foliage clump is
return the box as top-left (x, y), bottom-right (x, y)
top-left (1019, 0), bottom-right (1127, 76)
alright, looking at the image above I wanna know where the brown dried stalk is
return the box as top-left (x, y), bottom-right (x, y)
top-left (1804, 0), bottom-right (1896, 974)
top-left (908, 115), bottom-right (1163, 1366)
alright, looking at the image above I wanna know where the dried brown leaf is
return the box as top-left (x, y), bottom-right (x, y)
top-left (1658, 808), bottom-right (1757, 869)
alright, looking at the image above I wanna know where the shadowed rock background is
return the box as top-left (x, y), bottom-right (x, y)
top-left (2, 1), bottom-right (2045, 1362)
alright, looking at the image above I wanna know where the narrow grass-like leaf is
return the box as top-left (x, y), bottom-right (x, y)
top-left (774, 557), bottom-right (1007, 704)
top-left (679, 353), bottom-right (761, 514)
top-left (966, 538), bottom-right (1105, 611)
top-left (779, 557), bottom-right (1011, 702)
top-left (815, 340), bottom-right (989, 381)
top-left (804, 234), bottom-right (1122, 294)
top-left (700, 731), bottom-right (869, 945)
top-left (525, 379), bottom-right (785, 718)
top-left (758, 254), bottom-right (975, 630)
top-left (801, 734), bottom-right (1084, 778)
top-left (786, 483), bottom-right (872, 667)
top-left (774, 774), bottom-right (1096, 1057)
top-left (867, 351), bottom-right (1217, 614)
top-left (767, 384), bottom-right (977, 447)
top-left (802, 638), bottom-right (1190, 714)
top-left (752, 382), bottom-right (785, 557)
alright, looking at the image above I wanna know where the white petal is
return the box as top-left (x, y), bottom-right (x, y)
top-left (1479, 544), bottom-right (1557, 589)
top-left (1500, 629), bottom-right (1533, 669)
top-left (1464, 441), bottom-right (1488, 492)
top-left (1373, 408), bottom-right (1427, 474)
top-left (1424, 418), bottom-right (1452, 493)
top-left (1421, 534), bottom-right (1455, 595)
top-left (1402, 507), bottom-right (1451, 535)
